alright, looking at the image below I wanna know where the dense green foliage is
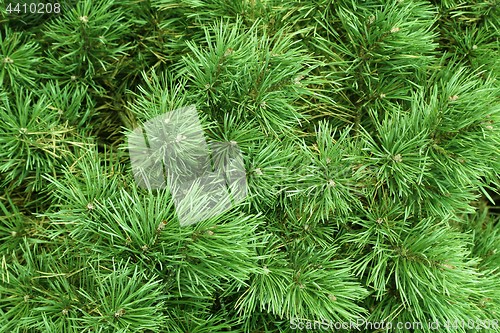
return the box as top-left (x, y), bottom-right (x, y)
top-left (0, 0), bottom-right (498, 332)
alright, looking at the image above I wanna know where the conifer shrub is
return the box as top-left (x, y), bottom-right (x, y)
top-left (0, 0), bottom-right (498, 332)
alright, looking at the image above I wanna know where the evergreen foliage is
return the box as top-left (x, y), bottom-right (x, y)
top-left (0, 0), bottom-right (499, 332)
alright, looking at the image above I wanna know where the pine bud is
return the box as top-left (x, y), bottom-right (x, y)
top-left (79, 16), bottom-right (89, 23)
top-left (175, 134), bottom-right (186, 143)
top-left (224, 48), bottom-right (233, 57)
top-left (157, 220), bottom-right (167, 232)
top-left (393, 154), bottom-right (403, 163)
top-left (114, 308), bottom-right (126, 318)
top-left (3, 57), bottom-right (14, 64)
top-left (293, 75), bottom-right (304, 86)
top-left (478, 297), bottom-right (492, 308)
top-left (441, 263), bottom-right (455, 270)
